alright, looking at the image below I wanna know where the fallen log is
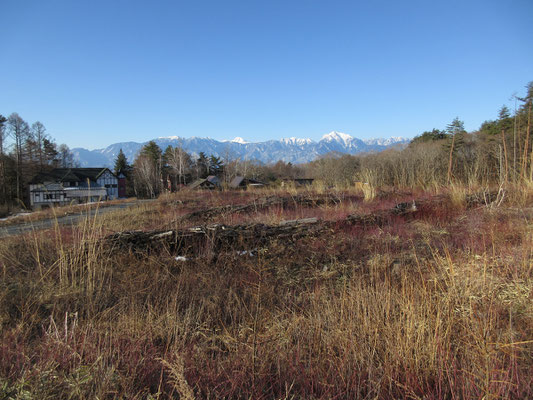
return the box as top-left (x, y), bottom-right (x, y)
top-left (104, 217), bottom-right (323, 256)
top-left (344, 200), bottom-right (419, 226)
top-left (103, 192), bottom-right (494, 256)
top-left (102, 199), bottom-right (417, 255)
top-left (171, 193), bottom-right (343, 224)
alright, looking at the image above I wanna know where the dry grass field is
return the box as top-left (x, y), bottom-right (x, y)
top-left (1, 185), bottom-right (532, 399)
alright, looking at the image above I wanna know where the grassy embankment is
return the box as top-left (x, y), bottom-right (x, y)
top-left (1, 184), bottom-right (532, 399)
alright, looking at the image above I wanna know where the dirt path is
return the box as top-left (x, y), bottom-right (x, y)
top-left (0, 201), bottom-right (150, 238)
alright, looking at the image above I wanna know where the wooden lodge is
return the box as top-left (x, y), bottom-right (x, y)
top-left (29, 168), bottom-right (126, 209)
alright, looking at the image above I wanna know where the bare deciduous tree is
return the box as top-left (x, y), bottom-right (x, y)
top-left (0, 115), bottom-right (8, 204)
top-left (31, 121), bottom-right (47, 169)
top-left (8, 113), bottom-right (30, 201)
top-left (165, 146), bottom-right (192, 187)
top-left (134, 153), bottom-right (157, 198)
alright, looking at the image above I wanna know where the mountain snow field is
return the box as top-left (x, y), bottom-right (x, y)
top-left (72, 131), bottom-right (409, 167)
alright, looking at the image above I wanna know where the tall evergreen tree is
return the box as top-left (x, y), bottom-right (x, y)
top-left (114, 148), bottom-right (129, 175)
top-left (498, 106), bottom-right (512, 180)
top-left (196, 152), bottom-right (209, 179)
top-left (43, 138), bottom-right (59, 166)
top-left (209, 155), bottom-right (223, 176)
top-left (141, 141), bottom-right (162, 165)
top-left (445, 117), bottom-right (466, 183)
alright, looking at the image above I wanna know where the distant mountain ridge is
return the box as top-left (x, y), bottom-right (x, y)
top-left (71, 132), bottom-right (409, 167)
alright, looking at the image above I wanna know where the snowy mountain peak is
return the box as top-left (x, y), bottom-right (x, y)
top-left (281, 137), bottom-right (313, 145)
top-left (321, 131), bottom-right (354, 145)
top-left (363, 137), bottom-right (407, 146)
top-left (158, 135), bottom-right (181, 140)
top-left (72, 132), bottom-right (410, 167)
top-left (231, 137), bottom-right (249, 144)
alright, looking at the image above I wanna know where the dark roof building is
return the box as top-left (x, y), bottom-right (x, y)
top-left (30, 168), bottom-right (114, 185)
top-left (188, 175), bottom-right (221, 190)
top-left (29, 168), bottom-right (124, 209)
top-left (229, 176), bottom-right (266, 189)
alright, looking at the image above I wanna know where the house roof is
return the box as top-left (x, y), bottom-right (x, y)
top-left (206, 175), bottom-right (221, 185)
top-left (188, 175), bottom-right (222, 189)
top-left (30, 168), bottom-right (115, 184)
top-left (229, 176), bottom-right (266, 189)
top-left (230, 176), bottom-right (245, 188)
top-left (188, 178), bottom-right (207, 189)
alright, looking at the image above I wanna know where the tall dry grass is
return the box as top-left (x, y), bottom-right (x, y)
top-left (0, 185), bottom-right (532, 398)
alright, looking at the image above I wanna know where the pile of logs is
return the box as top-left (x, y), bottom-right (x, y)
top-left (104, 217), bottom-right (322, 255)
top-left (102, 191), bottom-right (499, 256)
top-left (174, 193), bottom-right (343, 224)
top-left (102, 199), bottom-right (417, 256)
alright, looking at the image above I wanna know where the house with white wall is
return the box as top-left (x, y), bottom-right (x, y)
top-left (29, 168), bottom-right (124, 209)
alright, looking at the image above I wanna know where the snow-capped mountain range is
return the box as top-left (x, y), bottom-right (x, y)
top-left (71, 131), bottom-right (409, 167)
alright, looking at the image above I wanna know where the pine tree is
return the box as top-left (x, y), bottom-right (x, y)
top-left (196, 152), bottom-right (209, 179)
top-left (209, 155), bottom-right (223, 176)
top-left (445, 117), bottom-right (466, 183)
top-left (498, 106), bottom-right (511, 181)
top-left (114, 148), bottom-right (129, 175)
top-left (43, 138), bottom-right (59, 166)
top-left (141, 141), bottom-right (162, 165)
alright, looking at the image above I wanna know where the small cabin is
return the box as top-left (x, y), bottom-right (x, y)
top-left (229, 176), bottom-right (266, 190)
top-left (188, 175), bottom-right (222, 190)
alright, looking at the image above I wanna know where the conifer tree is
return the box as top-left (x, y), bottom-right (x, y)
top-left (209, 155), bottom-right (223, 176)
top-left (196, 152), bottom-right (209, 179)
top-left (445, 117), bottom-right (465, 183)
top-left (114, 148), bottom-right (129, 175)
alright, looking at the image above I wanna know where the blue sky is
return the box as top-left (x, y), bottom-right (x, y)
top-left (1, 0), bottom-right (532, 149)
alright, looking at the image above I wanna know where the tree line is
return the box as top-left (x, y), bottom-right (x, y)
top-left (3, 80), bottom-right (531, 207)
top-left (119, 140), bottom-right (261, 198)
top-left (0, 113), bottom-right (76, 212)
top-left (124, 80), bottom-right (533, 197)
top-left (117, 138), bottom-right (312, 198)
top-left (304, 81), bottom-right (533, 188)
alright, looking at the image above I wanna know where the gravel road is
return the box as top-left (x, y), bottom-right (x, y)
top-left (0, 202), bottom-right (143, 238)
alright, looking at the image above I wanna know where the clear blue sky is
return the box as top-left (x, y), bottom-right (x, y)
top-left (1, 0), bottom-right (532, 149)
